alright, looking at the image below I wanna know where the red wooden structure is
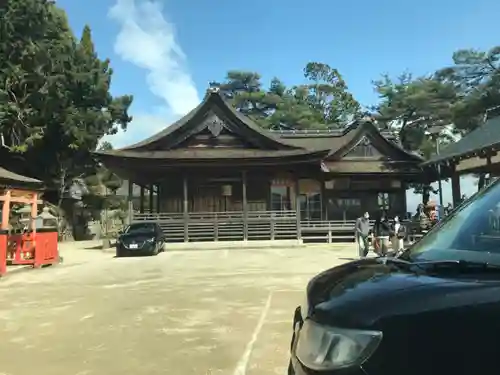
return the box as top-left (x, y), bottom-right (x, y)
top-left (0, 166), bottom-right (58, 277)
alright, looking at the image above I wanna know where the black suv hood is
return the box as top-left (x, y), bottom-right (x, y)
top-left (308, 257), bottom-right (500, 329)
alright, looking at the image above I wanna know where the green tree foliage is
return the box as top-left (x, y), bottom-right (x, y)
top-left (437, 47), bottom-right (500, 134)
top-left (372, 73), bottom-right (458, 202)
top-left (209, 71), bottom-right (279, 124)
top-left (84, 142), bottom-right (124, 211)
top-left (437, 46), bottom-right (500, 190)
top-left (0, 0), bottom-right (133, 208)
top-left (301, 62), bottom-right (360, 124)
top-left (374, 45), bottom-right (500, 195)
top-left (373, 72), bottom-right (457, 152)
top-left (211, 63), bottom-right (360, 130)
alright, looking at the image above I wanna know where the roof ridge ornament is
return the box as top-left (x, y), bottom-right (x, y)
top-left (204, 113), bottom-right (225, 137)
top-left (207, 86), bottom-right (220, 94)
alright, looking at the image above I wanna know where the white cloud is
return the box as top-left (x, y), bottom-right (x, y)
top-left (107, 0), bottom-right (200, 147)
top-left (107, 113), bottom-right (169, 148)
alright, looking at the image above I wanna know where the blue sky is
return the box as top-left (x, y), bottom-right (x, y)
top-left (56, 0), bottom-right (500, 209)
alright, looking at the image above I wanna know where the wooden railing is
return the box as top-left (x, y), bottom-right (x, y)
top-left (133, 210), bottom-right (298, 242)
top-left (133, 212), bottom-right (428, 244)
top-left (301, 220), bottom-right (368, 242)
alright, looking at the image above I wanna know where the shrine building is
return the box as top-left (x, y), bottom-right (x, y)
top-left (96, 88), bottom-right (434, 242)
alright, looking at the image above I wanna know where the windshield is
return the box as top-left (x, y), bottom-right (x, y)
top-left (124, 223), bottom-right (156, 235)
top-left (406, 179), bottom-right (500, 265)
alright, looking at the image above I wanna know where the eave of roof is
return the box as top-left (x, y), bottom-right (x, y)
top-left (0, 166), bottom-right (43, 189)
top-left (96, 148), bottom-right (330, 160)
top-left (422, 116), bottom-right (500, 166)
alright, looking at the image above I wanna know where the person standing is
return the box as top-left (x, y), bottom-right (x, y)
top-left (373, 211), bottom-right (391, 256)
top-left (355, 212), bottom-right (371, 258)
top-left (391, 215), bottom-right (406, 253)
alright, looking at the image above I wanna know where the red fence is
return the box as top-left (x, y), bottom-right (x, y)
top-left (0, 229), bottom-right (58, 277)
top-left (34, 230), bottom-right (58, 267)
top-left (0, 230), bottom-right (7, 276)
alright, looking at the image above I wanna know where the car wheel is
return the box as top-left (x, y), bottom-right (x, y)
top-left (287, 360), bottom-right (295, 375)
top-left (116, 249), bottom-right (125, 257)
top-left (151, 244), bottom-right (159, 256)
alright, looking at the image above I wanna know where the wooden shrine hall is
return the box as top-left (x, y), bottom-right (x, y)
top-left (96, 88), bottom-right (435, 242)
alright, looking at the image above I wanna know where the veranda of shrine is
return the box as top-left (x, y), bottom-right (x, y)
top-left (97, 88), bottom-right (467, 243)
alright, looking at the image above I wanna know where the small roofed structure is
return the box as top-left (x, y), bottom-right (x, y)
top-left (0, 166), bottom-right (43, 230)
top-left (422, 115), bottom-right (500, 205)
top-left (96, 88), bottom-right (433, 243)
top-left (0, 166), bottom-right (46, 277)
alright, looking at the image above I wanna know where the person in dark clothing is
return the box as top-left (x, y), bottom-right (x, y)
top-left (373, 211), bottom-right (391, 256)
top-left (355, 212), bottom-right (371, 258)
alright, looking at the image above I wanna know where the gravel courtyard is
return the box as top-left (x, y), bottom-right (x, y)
top-left (0, 244), bottom-right (356, 375)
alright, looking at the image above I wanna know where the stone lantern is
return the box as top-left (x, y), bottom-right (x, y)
top-left (16, 205), bottom-right (32, 231)
top-left (35, 207), bottom-right (58, 230)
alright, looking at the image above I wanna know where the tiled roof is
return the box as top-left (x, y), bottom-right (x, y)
top-left (0, 166), bottom-right (43, 188)
top-left (423, 116), bottom-right (500, 165)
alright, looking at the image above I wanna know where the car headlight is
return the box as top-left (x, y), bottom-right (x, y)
top-left (145, 238), bottom-right (155, 243)
top-left (296, 319), bottom-right (382, 371)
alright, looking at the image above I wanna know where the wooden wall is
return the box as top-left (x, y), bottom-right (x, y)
top-left (155, 170), bottom-right (409, 220)
top-left (159, 172), bottom-right (269, 213)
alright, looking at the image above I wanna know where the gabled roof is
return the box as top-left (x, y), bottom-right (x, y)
top-left (0, 166), bottom-right (43, 189)
top-left (276, 120), bottom-right (423, 162)
top-left (423, 116), bottom-right (500, 166)
top-left (119, 88), bottom-right (298, 151)
top-left (96, 92), bottom-right (421, 169)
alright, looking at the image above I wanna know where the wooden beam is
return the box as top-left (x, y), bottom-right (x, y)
top-left (156, 184), bottom-right (161, 213)
top-left (31, 192), bottom-right (38, 233)
top-left (139, 186), bottom-right (145, 213)
top-left (242, 170), bottom-right (248, 241)
top-left (127, 180), bottom-right (133, 223)
top-left (183, 174), bottom-right (188, 242)
top-left (1, 190), bottom-right (10, 230)
top-left (320, 173), bottom-right (327, 220)
top-left (295, 179), bottom-right (301, 241)
top-left (149, 185), bottom-right (154, 213)
top-left (451, 173), bottom-right (461, 207)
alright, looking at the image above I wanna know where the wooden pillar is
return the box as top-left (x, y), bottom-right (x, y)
top-left (295, 179), bottom-right (301, 241)
top-left (401, 184), bottom-right (408, 218)
top-left (451, 174), bottom-right (461, 207)
top-left (266, 177), bottom-right (272, 210)
top-left (183, 174), bottom-right (188, 242)
top-left (156, 184), bottom-right (161, 213)
top-left (139, 186), bottom-right (145, 213)
top-left (148, 185), bottom-right (154, 213)
top-left (31, 192), bottom-right (38, 233)
top-left (320, 174), bottom-right (327, 220)
top-left (242, 171), bottom-right (248, 241)
top-left (1, 190), bottom-right (11, 230)
top-left (127, 180), bottom-right (133, 223)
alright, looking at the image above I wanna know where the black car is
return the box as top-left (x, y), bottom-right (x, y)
top-left (289, 179), bottom-right (500, 375)
top-left (116, 222), bottom-right (165, 257)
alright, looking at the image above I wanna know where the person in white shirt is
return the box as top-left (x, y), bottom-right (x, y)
top-left (391, 215), bottom-right (406, 253)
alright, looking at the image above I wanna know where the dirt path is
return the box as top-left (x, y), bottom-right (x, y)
top-left (0, 244), bottom-right (356, 375)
